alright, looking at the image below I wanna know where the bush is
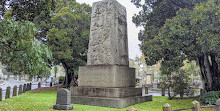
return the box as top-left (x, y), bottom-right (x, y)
top-left (58, 76), bottom-right (65, 84)
top-left (200, 91), bottom-right (220, 105)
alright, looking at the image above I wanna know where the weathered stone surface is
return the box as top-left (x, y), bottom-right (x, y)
top-left (127, 107), bottom-right (137, 111)
top-left (53, 104), bottom-right (73, 110)
top-left (71, 87), bottom-right (142, 98)
top-left (5, 86), bottom-right (10, 99)
top-left (0, 88), bottom-right (2, 101)
top-left (18, 84), bottom-right (22, 95)
top-left (56, 88), bottom-right (71, 105)
top-left (71, 95), bottom-right (152, 108)
top-left (23, 84), bottom-right (26, 93)
top-left (78, 65), bottom-right (135, 87)
top-left (87, 0), bottom-right (129, 66)
top-left (13, 85), bottom-right (17, 97)
top-left (53, 88), bottom-right (73, 110)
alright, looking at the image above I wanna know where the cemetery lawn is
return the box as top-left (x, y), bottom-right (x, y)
top-left (0, 91), bottom-right (215, 111)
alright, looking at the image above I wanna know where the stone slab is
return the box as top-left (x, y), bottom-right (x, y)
top-left (56, 88), bottom-right (71, 105)
top-left (87, 0), bottom-right (129, 66)
top-left (71, 95), bottom-right (152, 108)
top-left (71, 87), bottom-right (142, 98)
top-left (78, 65), bottom-right (135, 87)
top-left (53, 104), bottom-right (73, 110)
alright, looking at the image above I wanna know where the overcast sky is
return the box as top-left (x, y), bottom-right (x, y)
top-left (76, 0), bottom-right (143, 59)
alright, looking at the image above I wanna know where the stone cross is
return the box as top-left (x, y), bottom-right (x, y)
top-left (87, 0), bottom-right (129, 66)
top-left (53, 88), bottom-right (73, 110)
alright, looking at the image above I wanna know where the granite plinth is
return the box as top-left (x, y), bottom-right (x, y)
top-left (78, 65), bottom-right (136, 87)
top-left (71, 95), bottom-right (152, 108)
top-left (71, 87), bottom-right (142, 98)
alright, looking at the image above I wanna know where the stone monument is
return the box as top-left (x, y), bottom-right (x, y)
top-left (53, 88), bottom-right (73, 110)
top-left (71, 0), bottom-right (152, 108)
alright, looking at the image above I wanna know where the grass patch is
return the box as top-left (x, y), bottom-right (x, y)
top-left (0, 91), bottom-right (215, 111)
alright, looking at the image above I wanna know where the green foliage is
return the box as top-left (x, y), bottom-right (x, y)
top-left (58, 76), bottom-right (65, 84)
top-left (200, 91), bottom-right (220, 105)
top-left (0, 91), bottom-right (214, 111)
top-left (47, 0), bottom-right (91, 85)
top-left (172, 69), bottom-right (190, 96)
top-left (0, 20), bottom-right (52, 78)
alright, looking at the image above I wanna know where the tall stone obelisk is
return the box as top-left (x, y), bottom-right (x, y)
top-left (71, 0), bottom-right (152, 108)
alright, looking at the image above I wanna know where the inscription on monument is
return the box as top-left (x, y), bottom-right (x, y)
top-left (87, 0), bottom-right (129, 66)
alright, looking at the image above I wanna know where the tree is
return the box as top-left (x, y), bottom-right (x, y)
top-left (0, 19), bottom-right (52, 79)
top-left (47, 0), bottom-right (91, 86)
top-left (133, 0), bottom-right (220, 92)
top-left (8, 0), bottom-right (55, 41)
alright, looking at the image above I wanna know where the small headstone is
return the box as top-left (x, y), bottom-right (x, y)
top-left (27, 83), bottom-right (30, 91)
top-left (38, 82), bottom-right (41, 88)
top-left (30, 83), bottom-right (32, 90)
top-left (0, 88), bottom-right (2, 101)
top-left (23, 84), bottom-right (26, 93)
top-left (5, 86), bottom-right (10, 99)
top-left (162, 88), bottom-right (165, 96)
top-left (163, 103), bottom-right (172, 111)
top-left (53, 88), bottom-right (73, 110)
top-left (13, 85), bottom-right (17, 97)
top-left (18, 84), bottom-right (22, 95)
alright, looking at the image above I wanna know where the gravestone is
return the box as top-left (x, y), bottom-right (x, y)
top-left (27, 83), bottom-right (30, 91)
top-left (13, 85), bottom-right (17, 97)
top-left (38, 82), bottom-right (41, 88)
top-left (0, 88), bottom-right (2, 101)
top-left (5, 86), bottom-right (10, 99)
top-left (53, 88), bottom-right (73, 110)
top-left (18, 84), bottom-right (22, 95)
top-left (23, 84), bottom-right (26, 93)
top-left (71, 0), bottom-right (152, 108)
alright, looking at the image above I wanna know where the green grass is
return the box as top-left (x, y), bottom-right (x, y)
top-left (0, 91), bottom-right (215, 111)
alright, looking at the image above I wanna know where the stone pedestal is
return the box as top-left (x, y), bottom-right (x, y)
top-left (71, 65), bottom-right (152, 108)
top-left (70, 0), bottom-right (152, 108)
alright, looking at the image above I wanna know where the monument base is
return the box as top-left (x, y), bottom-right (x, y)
top-left (71, 95), bottom-right (152, 108)
top-left (71, 87), bottom-right (152, 108)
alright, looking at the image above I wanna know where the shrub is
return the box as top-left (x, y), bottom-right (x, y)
top-left (200, 91), bottom-right (220, 105)
top-left (58, 76), bottom-right (65, 84)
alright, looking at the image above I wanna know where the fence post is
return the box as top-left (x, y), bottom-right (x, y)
top-left (18, 84), bottom-right (22, 95)
top-left (192, 100), bottom-right (200, 111)
top-left (30, 83), bottom-right (32, 90)
top-left (216, 98), bottom-right (220, 111)
top-left (13, 85), bottom-right (17, 97)
top-left (0, 88), bottom-right (2, 101)
top-left (38, 82), bottom-right (41, 88)
top-left (162, 88), bottom-right (165, 96)
top-left (5, 86), bottom-right (10, 99)
top-left (27, 83), bottom-right (30, 91)
top-left (163, 103), bottom-right (172, 111)
top-left (23, 84), bottom-right (26, 93)
top-left (200, 89), bottom-right (203, 98)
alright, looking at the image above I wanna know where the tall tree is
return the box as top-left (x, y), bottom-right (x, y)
top-left (47, 0), bottom-right (91, 86)
top-left (0, 20), bottom-right (52, 78)
top-left (133, 0), bottom-right (220, 92)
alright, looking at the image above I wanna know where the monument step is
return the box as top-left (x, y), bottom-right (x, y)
top-left (71, 95), bottom-right (152, 108)
top-left (71, 86), bottom-right (142, 98)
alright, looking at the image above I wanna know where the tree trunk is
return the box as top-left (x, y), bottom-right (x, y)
top-left (198, 53), bottom-right (220, 92)
top-left (62, 62), bottom-right (73, 87)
